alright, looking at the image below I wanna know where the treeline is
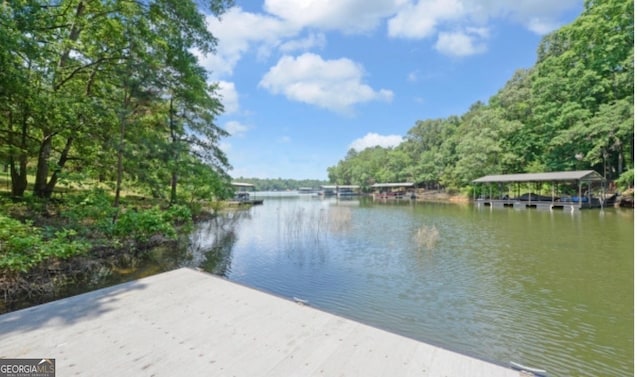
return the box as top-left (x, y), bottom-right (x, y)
top-left (328, 0), bottom-right (633, 192)
top-left (233, 177), bottom-right (329, 192)
top-left (0, 0), bottom-right (234, 205)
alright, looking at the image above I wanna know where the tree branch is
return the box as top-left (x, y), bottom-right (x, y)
top-left (53, 56), bottom-right (123, 91)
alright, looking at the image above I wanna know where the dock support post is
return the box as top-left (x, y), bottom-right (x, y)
top-left (578, 182), bottom-right (582, 209)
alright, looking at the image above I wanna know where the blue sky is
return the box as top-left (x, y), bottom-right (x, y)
top-left (197, 0), bottom-right (584, 180)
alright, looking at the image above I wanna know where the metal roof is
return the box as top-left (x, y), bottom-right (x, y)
top-left (371, 182), bottom-right (415, 188)
top-left (321, 185), bottom-right (359, 189)
top-left (472, 170), bottom-right (605, 183)
top-left (231, 182), bottom-right (255, 187)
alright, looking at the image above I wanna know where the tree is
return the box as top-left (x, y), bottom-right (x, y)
top-left (450, 105), bottom-right (504, 185)
top-left (325, 0), bottom-right (634, 190)
top-left (1, 0), bottom-right (234, 202)
top-left (553, 98), bottom-right (633, 179)
top-left (530, 0), bottom-right (633, 179)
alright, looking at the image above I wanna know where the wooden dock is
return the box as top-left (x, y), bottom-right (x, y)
top-left (0, 268), bottom-right (519, 376)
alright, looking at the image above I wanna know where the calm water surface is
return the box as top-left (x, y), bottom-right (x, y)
top-left (189, 196), bottom-right (633, 377)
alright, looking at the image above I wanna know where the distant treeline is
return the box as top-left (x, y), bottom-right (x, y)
top-left (233, 177), bottom-right (329, 191)
top-left (328, 0), bottom-right (633, 192)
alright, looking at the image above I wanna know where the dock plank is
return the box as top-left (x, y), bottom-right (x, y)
top-left (0, 268), bottom-right (519, 376)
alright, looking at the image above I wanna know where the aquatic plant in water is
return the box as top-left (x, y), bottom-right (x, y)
top-left (282, 205), bottom-right (353, 244)
top-left (413, 225), bottom-right (439, 250)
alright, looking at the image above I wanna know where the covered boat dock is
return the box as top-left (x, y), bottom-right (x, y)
top-left (371, 182), bottom-right (416, 199)
top-left (230, 182), bottom-right (263, 205)
top-left (472, 170), bottom-right (608, 211)
top-left (320, 185), bottom-right (360, 197)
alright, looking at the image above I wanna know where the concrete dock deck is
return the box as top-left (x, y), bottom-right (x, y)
top-left (0, 268), bottom-right (520, 376)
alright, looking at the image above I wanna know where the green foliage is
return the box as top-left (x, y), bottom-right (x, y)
top-left (112, 207), bottom-right (177, 242)
top-left (0, 215), bottom-right (89, 273)
top-left (1, 0), bottom-right (233, 202)
top-left (108, 204), bottom-right (194, 244)
top-left (328, 0), bottom-right (633, 189)
top-left (163, 204), bottom-right (193, 226)
top-left (59, 189), bottom-right (194, 244)
top-left (60, 189), bottom-right (118, 235)
top-left (0, 185), bottom-right (197, 274)
top-left (180, 159), bottom-right (233, 201)
top-left (616, 169), bottom-right (633, 190)
top-left (66, 189), bottom-right (115, 219)
top-left (42, 229), bottom-right (90, 259)
top-left (523, 161), bottom-right (548, 174)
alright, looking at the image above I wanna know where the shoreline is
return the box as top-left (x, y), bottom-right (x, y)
top-left (2, 191), bottom-right (631, 314)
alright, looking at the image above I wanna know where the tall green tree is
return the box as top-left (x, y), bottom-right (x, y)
top-left (328, 0), bottom-right (633, 190)
top-left (532, 0), bottom-right (633, 178)
top-left (1, 0), bottom-right (234, 201)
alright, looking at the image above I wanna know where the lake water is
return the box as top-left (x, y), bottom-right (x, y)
top-left (187, 196), bottom-right (633, 377)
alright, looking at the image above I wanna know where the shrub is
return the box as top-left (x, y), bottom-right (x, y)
top-left (42, 229), bottom-right (90, 259)
top-left (616, 169), bottom-right (634, 190)
top-left (61, 189), bottom-right (117, 234)
top-left (163, 204), bottom-right (192, 225)
top-left (0, 215), bottom-right (89, 273)
top-left (112, 207), bottom-right (177, 242)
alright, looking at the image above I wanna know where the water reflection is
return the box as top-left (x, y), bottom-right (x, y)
top-left (186, 210), bottom-right (250, 275)
top-left (191, 198), bottom-right (633, 377)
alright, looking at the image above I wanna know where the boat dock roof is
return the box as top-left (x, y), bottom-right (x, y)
top-left (472, 170), bottom-right (605, 183)
top-left (371, 182), bottom-right (415, 188)
top-left (0, 268), bottom-right (519, 377)
top-left (321, 184), bottom-right (359, 189)
top-left (231, 182), bottom-right (255, 188)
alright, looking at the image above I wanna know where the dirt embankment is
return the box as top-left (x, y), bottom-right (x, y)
top-left (0, 235), bottom-right (181, 314)
top-left (618, 189), bottom-right (634, 208)
top-left (414, 190), bottom-right (470, 203)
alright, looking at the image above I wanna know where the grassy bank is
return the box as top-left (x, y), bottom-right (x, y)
top-left (0, 184), bottom-right (231, 313)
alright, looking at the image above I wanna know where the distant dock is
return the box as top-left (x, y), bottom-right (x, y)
top-left (230, 181), bottom-right (264, 206)
top-left (0, 268), bottom-right (519, 376)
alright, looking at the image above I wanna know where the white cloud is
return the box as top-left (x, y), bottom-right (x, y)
top-left (349, 133), bottom-right (403, 151)
top-left (435, 28), bottom-right (488, 57)
top-left (279, 33), bottom-right (326, 53)
top-left (388, 0), bottom-right (464, 39)
top-left (406, 69), bottom-right (441, 83)
top-left (526, 17), bottom-right (562, 35)
top-left (197, 0), bottom-right (579, 82)
top-left (217, 81), bottom-right (239, 113)
top-left (277, 136), bottom-right (292, 143)
top-left (387, 0), bottom-right (579, 39)
top-left (259, 53), bottom-right (393, 114)
top-left (224, 121), bottom-right (249, 137)
top-left (457, 0), bottom-right (580, 35)
top-left (264, 0), bottom-right (402, 34)
top-left (201, 7), bottom-right (298, 79)
top-left (466, 26), bottom-right (490, 39)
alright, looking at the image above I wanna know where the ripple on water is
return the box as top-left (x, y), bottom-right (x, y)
top-left (197, 199), bottom-right (633, 377)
